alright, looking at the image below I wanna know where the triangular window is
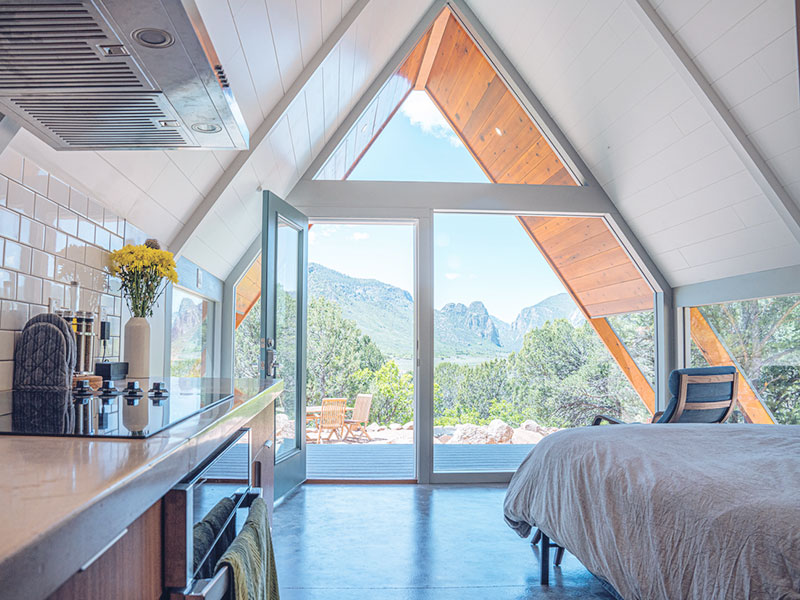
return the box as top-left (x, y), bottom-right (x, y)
top-left (314, 7), bottom-right (577, 185)
top-left (348, 90), bottom-right (489, 182)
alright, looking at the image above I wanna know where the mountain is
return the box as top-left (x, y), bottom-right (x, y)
top-left (308, 263), bottom-right (413, 357)
top-left (308, 262), bottom-right (583, 360)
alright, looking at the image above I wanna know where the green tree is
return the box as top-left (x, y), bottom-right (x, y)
top-left (699, 296), bottom-right (800, 424)
top-left (234, 298), bottom-right (261, 378)
top-left (507, 320), bottom-right (649, 427)
top-left (371, 360), bottom-right (414, 425)
top-left (306, 297), bottom-right (384, 403)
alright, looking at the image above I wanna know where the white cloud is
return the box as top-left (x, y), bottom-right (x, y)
top-left (445, 272), bottom-right (461, 280)
top-left (400, 91), bottom-right (461, 147)
top-left (351, 232), bottom-right (369, 241)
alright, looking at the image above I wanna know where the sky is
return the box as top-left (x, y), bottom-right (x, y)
top-left (309, 91), bottom-right (566, 323)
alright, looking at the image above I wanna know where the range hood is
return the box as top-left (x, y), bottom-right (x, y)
top-left (0, 0), bottom-right (249, 150)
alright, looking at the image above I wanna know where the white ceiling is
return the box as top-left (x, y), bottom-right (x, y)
top-left (5, 0), bottom-right (800, 288)
top-left (470, 0), bottom-right (800, 287)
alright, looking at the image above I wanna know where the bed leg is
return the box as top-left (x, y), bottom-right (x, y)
top-left (540, 532), bottom-right (550, 585)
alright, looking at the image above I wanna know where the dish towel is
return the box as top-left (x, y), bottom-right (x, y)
top-left (193, 497), bottom-right (236, 577)
top-left (216, 497), bottom-right (279, 600)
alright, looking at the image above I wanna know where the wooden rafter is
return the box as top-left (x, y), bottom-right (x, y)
top-left (689, 307), bottom-right (774, 424)
top-left (591, 317), bottom-right (655, 414)
top-left (415, 8), bottom-right (450, 90)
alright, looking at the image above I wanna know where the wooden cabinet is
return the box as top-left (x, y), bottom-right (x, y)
top-left (47, 501), bottom-right (162, 600)
top-left (248, 401), bottom-right (275, 522)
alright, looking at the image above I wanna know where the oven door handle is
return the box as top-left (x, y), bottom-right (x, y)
top-left (186, 566), bottom-right (229, 600)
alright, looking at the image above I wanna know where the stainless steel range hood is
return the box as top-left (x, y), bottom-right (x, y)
top-left (0, 0), bottom-right (249, 150)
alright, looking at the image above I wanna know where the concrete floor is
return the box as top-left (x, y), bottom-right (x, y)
top-left (272, 484), bottom-right (616, 599)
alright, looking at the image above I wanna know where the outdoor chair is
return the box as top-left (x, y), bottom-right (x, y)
top-left (533, 366), bottom-right (739, 567)
top-left (305, 398), bottom-right (347, 443)
top-left (344, 394), bottom-right (373, 441)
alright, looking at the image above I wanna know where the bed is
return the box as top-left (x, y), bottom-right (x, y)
top-left (503, 423), bottom-right (800, 600)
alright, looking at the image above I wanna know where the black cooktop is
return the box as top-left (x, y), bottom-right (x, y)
top-left (0, 378), bottom-right (235, 439)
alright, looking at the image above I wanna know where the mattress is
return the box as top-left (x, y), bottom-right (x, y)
top-left (503, 423), bottom-right (800, 600)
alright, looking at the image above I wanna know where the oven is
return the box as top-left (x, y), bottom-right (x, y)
top-left (163, 428), bottom-right (260, 600)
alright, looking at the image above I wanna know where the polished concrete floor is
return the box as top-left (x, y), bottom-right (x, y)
top-left (272, 484), bottom-right (615, 599)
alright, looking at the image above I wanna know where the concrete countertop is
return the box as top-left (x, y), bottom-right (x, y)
top-left (0, 377), bottom-right (283, 600)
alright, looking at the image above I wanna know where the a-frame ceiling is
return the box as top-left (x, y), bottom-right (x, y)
top-left (317, 7), bottom-right (577, 186)
top-left (1, 0), bottom-right (798, 288)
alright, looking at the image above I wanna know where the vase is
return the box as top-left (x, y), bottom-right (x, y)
top-left (124, 317), bottom-right (150, 380)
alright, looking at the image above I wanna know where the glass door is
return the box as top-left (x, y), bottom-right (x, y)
top-left (261, 191), bottom-right (308, 499)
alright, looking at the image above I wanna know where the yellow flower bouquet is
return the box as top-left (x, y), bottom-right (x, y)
top-left (109, 239), bottom-right (178, 318)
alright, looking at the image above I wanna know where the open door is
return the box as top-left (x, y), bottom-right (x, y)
top-left (261, 191), bottom-right (308, 499)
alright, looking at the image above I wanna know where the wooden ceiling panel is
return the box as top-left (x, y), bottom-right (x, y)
top-left (518, 216), bottom-right (653, 318)
top-left (423, 13), bottom-right (576, 186)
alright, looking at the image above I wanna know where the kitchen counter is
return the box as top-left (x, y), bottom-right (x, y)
top-left (0, 377), bottom-right (283, 600)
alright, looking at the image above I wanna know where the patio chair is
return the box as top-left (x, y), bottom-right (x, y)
top-left (344, 394), bottom-right (373, 441)
top-left (305, 398), bottom-right (347, 443)
top-left (593, 366), bottom-right (738, 426)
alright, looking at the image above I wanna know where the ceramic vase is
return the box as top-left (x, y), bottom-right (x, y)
top-left (124, 317), bottom-right (150, 380)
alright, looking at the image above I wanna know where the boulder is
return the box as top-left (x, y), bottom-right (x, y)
top-left (366, 423), bottom-right (380, 432)
top-left (449, 424), bottom-right (489, 444)
top-left (377, 426), bottom-right (387, 431)
top-left (487, 419), bottom-right (513, 444)
top-left (403, 421), bottom-right (414, 430)
top-left (389, 423), bottom-right (403, 431)
top-left (433, 426), bottom-right (455, 437)
top-left (520, 420), bottom-right (558, 436)
top-left (511, 428), bottom-right (544, 445)
top-left (438, 434), bottom-right (452, 444)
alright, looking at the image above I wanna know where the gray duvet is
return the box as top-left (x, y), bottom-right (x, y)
top-left (503, 424), bottom-right (800, 600)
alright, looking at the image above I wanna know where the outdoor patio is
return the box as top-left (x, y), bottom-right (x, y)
top-left (306, 443), bottom-right (537, 479)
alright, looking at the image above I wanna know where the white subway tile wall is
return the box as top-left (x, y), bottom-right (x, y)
top-left (0, 148), bottom-right (131, 391)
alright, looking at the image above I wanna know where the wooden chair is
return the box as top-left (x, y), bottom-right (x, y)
top-left (305, 398), bottom-right (347, 443)
top-left (344, 394), bottom-right (373, 441)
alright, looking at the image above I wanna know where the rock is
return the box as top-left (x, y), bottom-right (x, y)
top-left (520, 420), bottom-right (558, 436)
top-left (433, 426), bottom-right (455, 437)
top-left (389, 423), bottom-right (403, 431)
top-left (449, 424), bottom-right (489, 444)
top-left (487, 419), bottom-right (513, 444)
top-left (277, 419), bottom-right (295, 440)
top-left (511, 428), bottom-right (544, 445)
top-left (438, 434), bottom-right (452, 444)
top-left (377, 426), bottom-right (387, 431)
top-left (403, 421), bottom-right (414, 430)
top-left (366, 423), bottom-right (380, 432)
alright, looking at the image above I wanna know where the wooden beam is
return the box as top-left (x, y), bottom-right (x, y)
top-left (591, 317), bottom-right (655, 414)
top-left (415, 8), bottom-right (450, 90)
top-left (169, 0), bottom-right (372, 257)
top-left (627, 0), bottom-right (800, 245)
top-left (689, 307), bottom-right (774, 424)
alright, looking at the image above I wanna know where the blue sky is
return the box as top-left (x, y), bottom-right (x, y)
top-left (309, 91), bottom-right (566, 323)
